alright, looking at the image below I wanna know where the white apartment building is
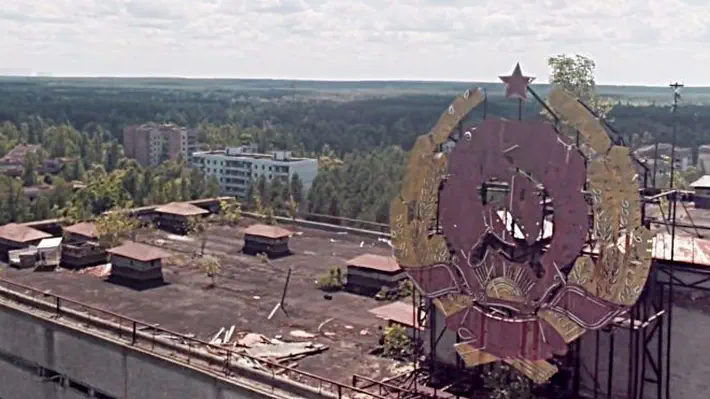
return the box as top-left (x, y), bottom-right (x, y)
top-left (190, 145), bottom-right (319, 198)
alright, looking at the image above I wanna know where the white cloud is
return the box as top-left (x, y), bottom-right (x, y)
top-left (0, 0), bottom-right (708, 85)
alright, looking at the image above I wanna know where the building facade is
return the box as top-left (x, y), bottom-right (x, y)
top-left (123, 123), bottom-right (199, 167)
top-left (635, 143), bottom-right (693, 173)
top-left (190, 145), bottom-right (318, 199)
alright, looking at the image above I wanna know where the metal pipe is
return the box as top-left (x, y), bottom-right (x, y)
top-left (594, 330), bottom-right (600, 399)
top-left (657, 276), bottom-right (665, 399)
top-left (608, 331), bottom-right (615, 398)
top-left (665, 193), bottom-right (677, 399)
top-left (628, 306), bottom-right (635, 399)
top-left (527, 86), bottom-right (559, 124)
top-left (653, 141), bottom-right (659, 188)
top-left (483, 88), bottom-right (488, 119)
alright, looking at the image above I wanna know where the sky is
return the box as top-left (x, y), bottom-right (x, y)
top-left (1, 0), bottom-right (709, 86)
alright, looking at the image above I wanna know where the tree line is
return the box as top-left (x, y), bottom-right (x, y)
top-left (1, 54), bottom-right (709, 226)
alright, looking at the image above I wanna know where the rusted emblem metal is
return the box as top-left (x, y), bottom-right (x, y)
top-left (390, 78), bottom-right (653, 383)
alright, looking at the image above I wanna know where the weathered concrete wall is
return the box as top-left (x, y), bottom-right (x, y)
top-left (0, 303), bottom-right (288, 399)
top-left (0, 355), bottom-right (92, 399)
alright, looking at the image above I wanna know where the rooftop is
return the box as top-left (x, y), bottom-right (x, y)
top-left (63, 222), bottom-right (99, 239)
top-left (106, 241), bottom-right (173, 262)
top-left (346, 254), bottom-right (400, 273)
top-left (155, 202), bottom-right (210, 217)
top-left (0, 221), bottom-right (401, 384)
top-left (0, 223), bottom-right (52, 243)
top-left (369, 301), bottom-right (422, 330)
top-left (193, 146), bottom-right (314, 163)
top-left (244, 224), bottom-right (292, 239)
top-left (37, 237), bottom-right (63, 250)
top-left (0, 144), bottom-right (41, 165)
top-left (691, 175), bottom-right (710, 189)
top-left (130, 123), bottom-right (194, 133)
top-left (635, 143), bottom-right (692, 157)
top-left (653, 234), bottom-right (710, 267)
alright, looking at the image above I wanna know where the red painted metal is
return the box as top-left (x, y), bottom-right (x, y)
top-left (499, 63), bottom-right (535, 100)
top-left (403, 118), bottom-right (622, 361)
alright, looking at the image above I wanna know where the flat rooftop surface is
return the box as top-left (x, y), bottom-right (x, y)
top-left (0, 221), bottom-right (406, 384)
top-left (647, 202), bottom-right (710, 238)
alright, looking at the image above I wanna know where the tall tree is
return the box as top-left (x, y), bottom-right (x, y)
top-left (205, 175), bottom-right (221, 198)
top-left (22, 152), bottom-right (38, 187)
top-left (32, 195), bottom-right (52, 220)
top-left (104, 141), bottom-right (122, 173)
top-left (548, 54), bottom-right (612, 117)
top-left (245, 178), bottom-right (256, 209)
top-left (290, 173), bottom-right (304, 204)
top-left (188, 168), bottom-right (206, 200)
top-left (269, 177), bottom-right (285, 209)
top-left (95, 211), bottom-right (139, 248)
top-left (256, 175), bottom-right (267, 201)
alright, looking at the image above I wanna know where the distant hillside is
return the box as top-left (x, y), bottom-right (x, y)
top-left (1, 76), bottom-right (708, 104)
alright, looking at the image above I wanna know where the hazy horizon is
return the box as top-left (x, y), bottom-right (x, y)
top-left (3, 1), bottom-right (708, 86)
top-left (0, 74), bottom-right (702, 90)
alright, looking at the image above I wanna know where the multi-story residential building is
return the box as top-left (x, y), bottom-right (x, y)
top-left (123, 123), bottom-right (199, 167)
top-left (190, 145), bottom-right (318, 198)
top-left (635, 143), bottom-right (692, 173)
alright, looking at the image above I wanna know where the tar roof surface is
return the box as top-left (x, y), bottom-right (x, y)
top-left (346, 253), bottom-right (400, 273)
top-left (0, 223), bottom-right (52, 243)
top-left (1, 221), bottom-right (403, 383)
top-left (106, 241), bottom-right (173, 262)
top-left (155, 202), bottom-right (210, 217)
top-left (63, 222), bottom-right (98, 239)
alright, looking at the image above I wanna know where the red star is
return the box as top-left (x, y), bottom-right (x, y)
top-left (499, 63), bottom-right (535, 100)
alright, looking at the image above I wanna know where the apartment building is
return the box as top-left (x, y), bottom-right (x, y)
top-left (123, 123), bottom-right (199, 167)
top-left (635, 143), bottom-right (692, 173)
top-left (190, 145), bottom-right (318, 198)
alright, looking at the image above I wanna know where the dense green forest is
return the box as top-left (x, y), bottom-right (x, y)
top-left (1, 71), bottom-right (710, 226)
top-left (0, 120), bottom-right (223, 224)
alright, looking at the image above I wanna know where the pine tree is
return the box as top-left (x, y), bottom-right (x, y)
top-left (290, 173), bottom-right (303, 204)
top-left (22, 152), bottom-right (38, 187)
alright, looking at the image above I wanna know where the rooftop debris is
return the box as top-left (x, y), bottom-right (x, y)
top-left (378, 238), bottom-right (393, 248)
top-left (245, 340), bottom-right (327, 361)
top-left (317, 317), bottom-right (335, 336)
top-left (207, 327), bottom-right (328, 364)
top-left (238, 333), bottom-right (271, 347)
top-left (289, 330), bottom-right (316, 339)
top-left (75, 264), bottom-right (112, 278)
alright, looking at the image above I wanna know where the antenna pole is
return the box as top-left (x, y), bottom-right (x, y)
top-left (669, 82), bottom-right (683, 189)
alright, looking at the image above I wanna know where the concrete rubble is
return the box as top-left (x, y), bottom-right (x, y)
top-left (75, 264), bottom-right (112, 277)
top-left (207, 328), bottom-right (328, 365)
